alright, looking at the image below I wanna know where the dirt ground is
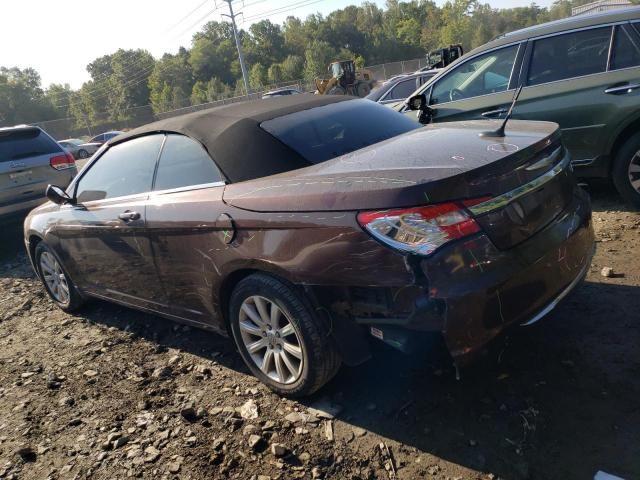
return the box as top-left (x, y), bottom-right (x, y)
top-left (0, 185), bottom-right (638, 480)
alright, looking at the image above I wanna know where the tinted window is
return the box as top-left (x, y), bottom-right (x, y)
top-left (154, 134), bottom-right (223, 190)
top-left (89, 134), bottom-right (103, 143)
top-left (386, 78), bottom-right (419, 101)
top-left (75, 135), bottom-right (163, 203)
top-left (0, 128), bottom-right (61, 162)
top-left (431, 45), bottom-right (518, 105)
top-left (260, 99), bottom-right (420, 165)
top-left (527, 27), bottom-right (611, 86)
top-left (611, 25), bottom-right (640, 70)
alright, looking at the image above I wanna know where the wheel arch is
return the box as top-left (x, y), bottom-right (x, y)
top-left (27, 234), bottom-right (44, 277)
top-left (608, 115), bottom-right (640, 174)
top-left (217, 266), bottom-right (299, 333)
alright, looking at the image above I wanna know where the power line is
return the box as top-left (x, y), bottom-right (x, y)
top-left (240, 0), bottom-right (323, 24)
top-left (163, 0), bottom-right (210, 34)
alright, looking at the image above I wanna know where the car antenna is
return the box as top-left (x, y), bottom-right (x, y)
top-left (479, 85), bottom-right (524, 138)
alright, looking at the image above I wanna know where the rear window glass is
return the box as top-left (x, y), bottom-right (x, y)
top-left (260, 99), bottom-right (420, 164)
top-left (154, 134), bottom-right (223, 190)
top-left (611, 25), bottom-right (640, 70)
top-left (386, 78), bottom-right (420, 101)
top-left (0, 128), bottom-right (61, 162)
top-left (527, 27), bottom-right (611, 86)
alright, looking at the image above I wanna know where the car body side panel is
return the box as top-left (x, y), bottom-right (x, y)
top-left (145, 187), bottom-right (416, 332)
top-left (34, 196), bottom-right (167, 310)
top-left (515, 69), bottom-right (638, 163)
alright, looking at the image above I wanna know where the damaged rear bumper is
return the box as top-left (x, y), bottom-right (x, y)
top-left (347, 187), bottom-right (594, 366)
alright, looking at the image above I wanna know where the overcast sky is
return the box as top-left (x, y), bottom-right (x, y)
top-left (1, 0), bottom-right (554, 89)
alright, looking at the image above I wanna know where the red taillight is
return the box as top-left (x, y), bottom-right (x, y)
top-left (357, 201), bottom-right (484, 256)
top-left (50, 153), bottom-right (75, 170)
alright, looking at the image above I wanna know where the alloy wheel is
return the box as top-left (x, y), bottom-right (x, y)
top-left (238, 295), bottom-right (303, 385)
top-left (39, 251), bottom-right (70, 304)
top-left (629, 151), bottom-right (640, 193)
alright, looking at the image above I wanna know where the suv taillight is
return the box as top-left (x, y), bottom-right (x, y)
top-left (357, 201), bottom-right (485, 256)
top-left (50, 153), bottom-right (75, 170)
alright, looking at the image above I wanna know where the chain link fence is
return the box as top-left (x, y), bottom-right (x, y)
top-left (34, 58), bottom-right (427, 140)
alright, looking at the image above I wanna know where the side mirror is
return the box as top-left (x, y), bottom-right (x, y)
top-left (407, 93), bottom-right (427, 111)
top-left (46, 185), bottom-right (73, 205)
top-left (406, 93), bottom-right (434, 125)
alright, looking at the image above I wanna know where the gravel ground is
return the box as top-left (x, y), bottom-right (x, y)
top-left (0, 186), bottom-right (638, 480)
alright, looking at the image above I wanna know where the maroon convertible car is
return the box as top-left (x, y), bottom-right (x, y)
top-left (24, 96), bottom-right (594, 396)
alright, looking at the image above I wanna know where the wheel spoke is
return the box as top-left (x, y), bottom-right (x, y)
top-left (632, 178), bottom-right (640, 190)
top-left (239, 319), bottom-right (263, 336)
top-left (629, 163), bottom-right (640, 173)
top-left (270, 303), bottom-right (281, 328)
top-left (246, 338), bottom-right (267, 354)
top-left (254, 297), bottom-right (271, 325)
top-left (274, 352), bottom-right (287, 383)
top-left (282, 341), bottom-right (302, 360)
top-left (241, 303), bottom-right (266, 328)
top-left (279, 324), bottom-right (295, 338)
top-left (279, 349), bottom-right (299, 378)
top-left (260, 349), bottom-right (274, 374)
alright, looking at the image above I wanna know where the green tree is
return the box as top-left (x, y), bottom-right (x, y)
top-left (249, 63), bottom-right (268, 90)
top-left (304, 41), bottom-right (337, 82)
top-left (281, 55), bottom-right (304, 81)
top-left (268, 64), bottom-right (283, 84)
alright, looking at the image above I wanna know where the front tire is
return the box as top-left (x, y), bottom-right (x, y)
top-left (612, 132), bottom-right (640, 208)
top-left (35, 242), bottom-right (84, 312)
top-left (229, 274), bottom-right (341, 397)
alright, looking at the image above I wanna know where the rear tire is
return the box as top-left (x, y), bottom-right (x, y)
top-left (612, 132), bottom-right (640, 208)
top-left (35, 242), bottom-right (84, 312)
top-left (229, 273), bottom-right (341, 397)
top-left (78, 149), bottom-right (89, 159)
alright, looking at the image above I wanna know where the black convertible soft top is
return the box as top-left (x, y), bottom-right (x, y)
top-left (112, 95), bottom-right (354, 183)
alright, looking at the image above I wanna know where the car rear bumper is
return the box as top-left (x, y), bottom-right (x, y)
top-left (418, 185), bottom-right (594, 364)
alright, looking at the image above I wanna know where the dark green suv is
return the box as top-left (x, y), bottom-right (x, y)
top-left (393, 7), bottom-right (640, 206)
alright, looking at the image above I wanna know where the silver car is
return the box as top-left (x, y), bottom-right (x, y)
top-left (1, 126), bottom-right (77, 221)
top-left (59, 138), bottom-right (100, 159)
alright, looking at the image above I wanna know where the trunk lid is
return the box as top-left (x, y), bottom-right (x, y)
top-left (224, 120), bottom-right (572, 249)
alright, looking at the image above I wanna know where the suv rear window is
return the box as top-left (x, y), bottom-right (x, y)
top-left (527, 27), bottom-right (611, 86)
top-left (0, 128), bottom-right (61, 162)
top-left (260, 99), bottom-right (421, 164)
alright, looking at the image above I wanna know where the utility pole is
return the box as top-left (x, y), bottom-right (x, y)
top-left (222, 0), bottom-right (250, 97)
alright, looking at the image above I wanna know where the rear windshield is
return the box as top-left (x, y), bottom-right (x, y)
top-left (0, 128), bottom-right (61, 162)
top-left (260, 99), bottom-right (421, 164)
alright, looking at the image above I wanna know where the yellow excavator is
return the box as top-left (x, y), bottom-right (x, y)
top-left (315, 60), bottom-right (375, 97)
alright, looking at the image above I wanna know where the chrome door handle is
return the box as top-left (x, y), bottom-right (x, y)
top-left (118, 211), bottom-right (140, 222)
top-left (482, 108), bottom-right (507, 118)
top-left (604, 84), bottom-right (640, 94)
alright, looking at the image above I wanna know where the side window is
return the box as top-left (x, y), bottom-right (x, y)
top-left (527, 27), bottom-right (611, 86)
top-left (75, 135), bottom-right (163, 203)
top-left (386, 79), bottom-right (419, 101)
top-left (610, 25), bottom-right (640, 70)
top-left (430, 44), bottom-right (519, 105)
top-left (153, 134), bottom-right (223, 191)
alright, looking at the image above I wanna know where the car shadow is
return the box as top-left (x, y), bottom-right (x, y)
top-left (65, 278), bottom-right (639, 480)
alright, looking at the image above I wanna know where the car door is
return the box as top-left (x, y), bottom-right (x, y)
top-left (145, 134), bottom-right (229, 331)
top-left (514, 24), bottom-right (630, 165)
top-left (406, 43), bottom-right (524, 122)
top-left (55, 134), bottom-right (166, 310)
